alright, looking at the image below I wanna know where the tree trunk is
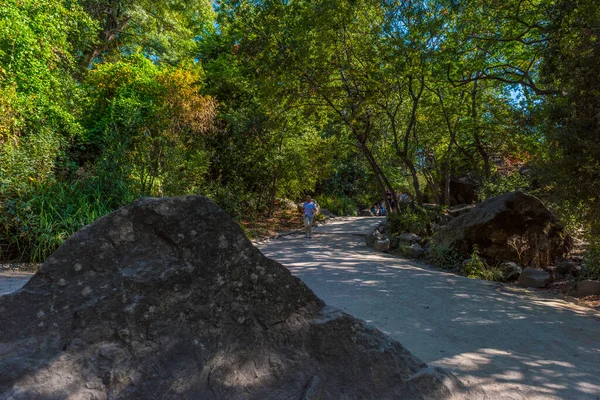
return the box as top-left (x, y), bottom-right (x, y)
top-left (266, 175), bottom-right (278, 218)
top-left (79, 6), bottom-right (131, 70)
top-left (359, 141), bottom-right (397, 215)
top-left (471, 80), bottom-right (491, 178)
top-left (403, 156), bottom-right (423, 205)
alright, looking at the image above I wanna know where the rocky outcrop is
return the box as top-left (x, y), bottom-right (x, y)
top-left (577, 280), bottom-right (600, 297)
top-left (518, 267), bottom-right (553, 288)
top-left (447, 204), bottom-right (476, 218)
top-left (448, 176), bottom-right (477, 206)
top-left (0, 196), bottom-right (476, 400)
top-left (278, 198), bottom-right (299, 211)
top-left (434, 191), bottom-right (571, 268)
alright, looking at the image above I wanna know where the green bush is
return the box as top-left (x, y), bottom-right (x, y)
top-left (314, 195), bottom-right (357, 216)
top-left (582, 239), bottom-right (600, 281)
top-left (425, 241), bottom-right (463, 272)
top-left (204, 180), bottom-right (253, 221)
top-left (463, 245), bottom-right (504, 281)
top-left (477, 172), bottom-right (531, 201)
top-left (387, 202), bottom-right (430, 235)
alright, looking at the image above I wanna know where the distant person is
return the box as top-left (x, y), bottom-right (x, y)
top-left (371, 203), bottom-right (380, 216)
top-left (301, 195), bottom-right (317, 238)
top-left (380, 200), bottom-right (386, 216)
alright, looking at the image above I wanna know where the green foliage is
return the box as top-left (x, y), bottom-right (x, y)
top-left (550, 198), bottom-right (588, 236)
top-left (84, 54), bottom-right (215, 197)
top-left (315, 195), bottom-right (357, 217)
top-left (0, 178), bottom-right (128, 262)
top-left (425, 241), bottom-right (463, 272)
top-left (203, 179), bottom-right (257, 221)
top-left (540, 0), bottom-right (600, 237)
top-left (78, 0), bottom-right (215, 68)
top-left (0, 0), bottom-right (94, 137)
top-left (477, 173), bottom-right (531, 201)
top-left (462, 245), bottom-right (503, 281)
top-left (387, 203), bottom-right (430, 235)
top-left (2, 0), bottom-right (600, 263)
top-left (582, 240), bottom-right (600, 281)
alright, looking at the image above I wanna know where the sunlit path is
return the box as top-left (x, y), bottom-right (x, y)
top-left (258, 217), bottom-right (600, 400)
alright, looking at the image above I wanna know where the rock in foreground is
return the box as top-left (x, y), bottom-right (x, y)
top-left (518, 267), bottom-right (553, 288)
top-left (0, 196), bottom-right (476, 400)
top-left (434, 191), bottom-right (571, 268)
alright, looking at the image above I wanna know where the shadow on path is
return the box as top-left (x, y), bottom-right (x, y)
top-left (259, 219), bottom-right (600, 399)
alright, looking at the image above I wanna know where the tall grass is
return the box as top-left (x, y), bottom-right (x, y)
top-left (0, 179), bottom-right (129, 263)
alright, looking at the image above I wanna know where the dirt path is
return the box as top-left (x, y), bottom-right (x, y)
top-left (258, 217), bottom-right (600, 400)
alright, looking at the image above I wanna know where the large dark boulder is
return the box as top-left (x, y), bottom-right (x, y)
top-left (434, 191), bottom-right (571, 268)
top-left (0, 196), bottom-right (476, 399)
top-left (448, 176), bottom-right (477, 206)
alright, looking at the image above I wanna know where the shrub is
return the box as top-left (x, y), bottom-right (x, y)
top-left (582, 239), bottom-right (600, 281)
top-left (203, 180), bottom-right (258, 221)
top-left (477, 172), bottom-right (530, 201)
top-left (425, 241), bottom-right (463, 272)
top-left (463, 245), bottom-right (504, 281)
top-left (387, 202), bottom-right (430, 235)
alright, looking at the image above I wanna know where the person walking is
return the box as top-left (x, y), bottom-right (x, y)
top-left (302, 195), bottom-right (317, 238)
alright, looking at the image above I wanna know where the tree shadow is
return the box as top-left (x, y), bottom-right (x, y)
top-left (259, 233), bottom-right (600, 399)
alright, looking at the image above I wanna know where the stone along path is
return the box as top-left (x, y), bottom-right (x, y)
top-left (257, 217), bottom-right (600, 400)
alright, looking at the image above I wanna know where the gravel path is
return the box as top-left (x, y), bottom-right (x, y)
top-left (258, 217), bottom-right (600, 400)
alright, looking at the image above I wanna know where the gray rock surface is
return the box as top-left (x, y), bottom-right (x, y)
top-left (518, 267), bottom-right (553, 288)
top-left (404, 243), bottom-right (425, 258)
top-left (397, 233), bottom-right (421, 243)
top-left (448, 176), bottom-right (477, 206)
top-left (374, 238), bottom-right (391, 252)
top-left (366, 229), bottom-right (382, 248)
top-left (447, 204), bottom-right (476, 218)
top-left (500, 262), bottom-right (522, 281)
top-left (0, 196), bottom-right (474, 400)
top-left (434, 191), bottom-right (571, 268)
top-left (577, 280), bottom-right (600, 297)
